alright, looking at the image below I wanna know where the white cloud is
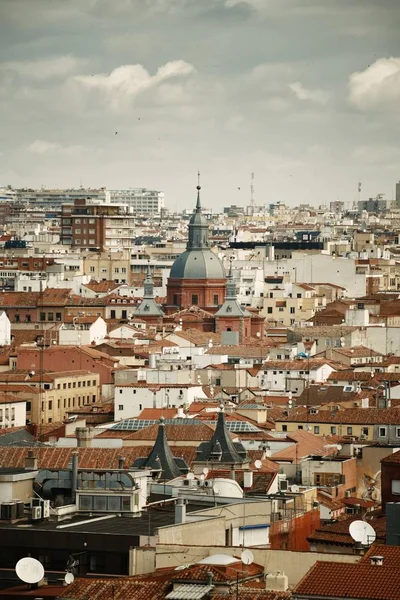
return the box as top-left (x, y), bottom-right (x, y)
top-left (74, 60), bottom-right (195, 109)
top-left (289, 81), bottom-right (330, 105)
top-left (348, 57), bottom-right (400, 111)
top-left (27, 139), bottom-right (83, 155)
top-left (0, 56), bottom-right (81, 80)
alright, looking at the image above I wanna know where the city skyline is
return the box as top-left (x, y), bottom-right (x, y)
top-left (1, 0), bottom-right (400, 210)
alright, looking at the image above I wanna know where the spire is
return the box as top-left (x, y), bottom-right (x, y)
top-left (133, 418), bottom-right (183, 480)
top-left (187, 174), bottom-right (210, 250)
top-left (143, 261), bottom-right (154, 299)
top-left (196, 171), bottom-right (201, 211)
top-left (195, 404), bottom-right (247, 465)
top-left (226, 260), bottom-right (236, 299)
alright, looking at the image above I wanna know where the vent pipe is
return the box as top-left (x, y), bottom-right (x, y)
top-left (71, 451), bottom-right (78, 504)
top-left (25, 450), bottom-right (38, 471)
top-left (118, 456), bottom-right (125, 470)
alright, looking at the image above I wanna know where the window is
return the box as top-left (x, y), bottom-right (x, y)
top-left (15, 314), bottom-right (20, 323)
top-left (191, 294), bottom-right (199, 305)
top-left (216, 378), bottom-right (221, 386)
top-left (213, 294), bottom-right (219, 305)
top-left (118, 405), bottom-right (124, 411)
top-left (110, 310), bottom-right (116, 319)
top-left (347, 426), bottom-right (353, 435)
top-left (122, 310), bottom-right (127, 319)
top-left (47, 312), bottom-right (54, 321)
top-left (92, 380), bottom-right (96, 386)
top-left (330, 426), bottom-right (337, 434)
top-left (396, 427), bottom-right (400, 438)
top-left (48, 401), bottom-right (52, 410)
top-left (314, 426), bottom-right (320, 434)
top-left (56, 312), bottom-right (62, 321)
top-left (25, 315), bottom-right (31, 323)
top-left (298, 425), bottom-right (304, 430)
top-left (362, 427), bottom-right (369, 437)
top-left (379, 426), bottom-right (387, 437)
top-left (290, 307), bottom-right (295, 314)
top-left (40, 312), bottom-right (46, 322)
top-left (267, 307), bottom-right (273, 314)
top-left (282, 425), bottom-right (287, 432)
top-left (173, 294), bottom-right (178, 306)
top-left (90, 266), bottom-right (95, 273)
top-left (392, 480), bottom-right (400, 495)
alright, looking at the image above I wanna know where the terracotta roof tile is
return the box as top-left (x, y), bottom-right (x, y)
top-left (293, 561), bottom-right (400, 599)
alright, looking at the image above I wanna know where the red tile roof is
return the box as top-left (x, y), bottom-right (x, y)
top-left (361, 544), bottom-right (400, 567)
top-left (293, 561), bottom-right (400, 599)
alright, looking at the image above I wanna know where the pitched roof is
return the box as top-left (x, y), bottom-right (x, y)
top-left (278, 406), bottom-right (400, 425)
top-left (308, 515), bottom-right (386, 546)
top-left (55, 577), bottom-right (169, 600)
top-left (293, 561), bottom-right (400, 599)
top-left (195, 409), bottom-right (248, 465)
top-left (361, 544), bottom-right (400, 567)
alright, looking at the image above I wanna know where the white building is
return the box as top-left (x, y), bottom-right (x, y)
top-left (0, 311), bottom-right (11, 346)
top-left (109, 189), bottom-right (164, 215)
top-left (260, 360), bottom-right (336, 395)
top-left (0, 395), bottom-right (26, 428)
top-left (114, 384), bottom-right (206, 420)
top-left (58, 317), bottom-right (107, 346)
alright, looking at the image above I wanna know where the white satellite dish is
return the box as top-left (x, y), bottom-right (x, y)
top-left (241, 550), bottom-right (254, 565)
top-left (186, 472), bottom-right (195, 480)
top-left (349, 520), bottom-right (376, 546)
top-left (202, 467), bottom-right (209, 476)
top-left (15, 557), bottom-right (44, 584)
top-left (65, 572), bottom-right (75, 585)
top-left (254, 460), bottom-right (262, 470)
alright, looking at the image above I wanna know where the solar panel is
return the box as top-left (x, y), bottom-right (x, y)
top-left (111, 418), bottom-right (203, 431)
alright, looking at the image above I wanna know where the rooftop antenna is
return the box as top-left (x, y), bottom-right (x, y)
top-left (250, 172), bottom-right (255, 210)
top-left (349, 520), bottom-right (376, 546)
top-left (15, 557), bottom-right (44, 585)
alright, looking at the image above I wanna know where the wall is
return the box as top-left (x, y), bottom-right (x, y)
top-left (133, 544), bottom-right (359, 585)
top-left (0, 400), bottom-right (26, 428)
top-left (157, 516), bottom-right (226, 546)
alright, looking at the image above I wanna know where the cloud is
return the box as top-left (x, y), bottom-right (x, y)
top-left (289, 81), bottom-right (330, 105)
top-left (348, 57), bottom-right (400, 111)
top-left (0, 56), bottom-right (81, 80)
top-left (74, 60), bottom-right (195, 109)
top-left (27, 139), bottom-right (83, 155)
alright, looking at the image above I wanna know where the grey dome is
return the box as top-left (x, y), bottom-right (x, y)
top-left (169, 249), bottom-right (226, 280)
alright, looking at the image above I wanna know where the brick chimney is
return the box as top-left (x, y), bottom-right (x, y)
top-left (76, 427), bottom-right (93, 448)
top-left (24, 450), bottom-right (38, 471)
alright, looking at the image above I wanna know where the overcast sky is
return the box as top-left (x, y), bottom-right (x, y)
top-left (1, 0), bottom-right (400, 211)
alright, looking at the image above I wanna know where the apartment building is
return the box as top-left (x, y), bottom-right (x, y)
top-left (109, 189), bottom-right (164, 215)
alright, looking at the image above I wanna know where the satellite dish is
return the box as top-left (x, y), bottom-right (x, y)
top-left (199, 474), bottom-right (205, 481)
top-left (337, 444), bottom-right (342, 451)
top-left (202, 467), bottom-right (209, 476)
top-left (65, 572), bottom-right (75, 585)
top-left (15, 557), bottom-right (44, 584)
top-left (349, 520), bottom-right (376, 545)
top-left (186, 472), bottom-right (195, 480)
top-left (241, 550), bottom-right (254, 565)
top-left (254, 460), bottom-right (262, 469)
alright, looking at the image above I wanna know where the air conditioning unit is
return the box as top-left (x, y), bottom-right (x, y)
top-left (40, 499), bottom-right (50, 518)
top-left (204, 480), bottom-right (213, 488)
top-left (31, 506), bottom-right (42, 520)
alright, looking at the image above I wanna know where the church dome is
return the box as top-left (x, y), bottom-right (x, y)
top-left (169, 183), bottom-right (225, 280)
top-left (170, 248), bottom-right (225, 280)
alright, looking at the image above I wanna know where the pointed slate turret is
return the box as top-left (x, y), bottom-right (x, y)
top-left (215, 262), bottom-right (251, 318)
top-left (135, 262), bottom-right (165, 318)
top-left (133, 418), bottom-right (187, 481)
top-left (195, 405), bottom-right (248, 465)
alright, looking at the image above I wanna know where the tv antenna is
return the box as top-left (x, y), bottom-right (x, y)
top-left (15, 557), bottom-right (44, 584)
top-left (349, 520), bottom-right (376, 546)
top-left (241, 549), bottom-right (254, 566)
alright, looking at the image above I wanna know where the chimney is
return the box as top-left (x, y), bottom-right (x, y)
top-left (370, 556), bottom-right (384, 566)
top-left (71, 451), bottom-right (78, 504)
top-left (230, 465), bottom-right (236, 481)
top-left (25, 450), bottom-right (38, 471)
top-left (118, 456), bottom-right (125, 470)
top-left (177, 406), bottom-right (185, 418)
top-left (76, 427), bottom-right (93, 448)
top-left (175, 497), bottom-right (186, 524)
top-left (206, 572), bottom-right (213, 587)
top-left (265, 571), bottom-right (289, 592)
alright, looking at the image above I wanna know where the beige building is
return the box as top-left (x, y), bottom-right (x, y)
top-left (262, 281), bottom-right (325, 326)
top-left (0, 371), bottom-right (100, 425)
top-left (81, 251), bottom-right (131, 283)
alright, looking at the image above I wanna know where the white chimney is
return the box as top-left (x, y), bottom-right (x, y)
top-left (370, 556), bottom-right (384, 566)
top-left (175, 497), bottom-right (186, 524)
top-left (243, 471), bottom-right (253, 489)
top-left (265, 571), bottom-right (289, 592)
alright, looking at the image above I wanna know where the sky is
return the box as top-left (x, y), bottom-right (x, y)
top-left (0, 0), bottom-right (400, 212)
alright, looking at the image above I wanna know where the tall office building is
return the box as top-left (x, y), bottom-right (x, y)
top-left (396, 181), bottom-right (400, 208)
